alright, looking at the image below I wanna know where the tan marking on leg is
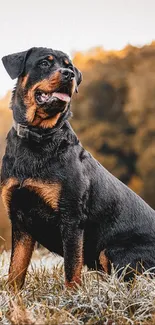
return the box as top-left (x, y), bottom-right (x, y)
top-left (1, 178), bottom-right (19, 214)
top-left (24, 179), bottom-right (61, 211)
top-left (9, 233), bottom-right (35, 290)
top-left (99, 250), bottom-right (109, 273)
top-left (65, 235), bottom-right (83, 288)
top-left (65, 259), bottom-right (83, 287)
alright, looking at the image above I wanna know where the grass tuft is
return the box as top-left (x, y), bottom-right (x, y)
top-left (1, 250), bottom-right (155, 324)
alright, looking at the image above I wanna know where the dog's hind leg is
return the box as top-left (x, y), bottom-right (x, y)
top-left (105, 245), bottom-right (155, 280)
top-left (8, 223), bottom-right (35, 290)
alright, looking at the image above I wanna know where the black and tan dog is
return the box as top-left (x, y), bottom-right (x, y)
top-left (1, 47), bottom-right (155, 290)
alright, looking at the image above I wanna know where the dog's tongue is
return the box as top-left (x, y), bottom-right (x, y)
top-left (52, 92), bottom-right (70, 103)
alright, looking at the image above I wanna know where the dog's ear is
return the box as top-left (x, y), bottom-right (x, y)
top-left (74, 66), bottom-right (82, 87)
top-left (2, 48), bottom-right (33, 80)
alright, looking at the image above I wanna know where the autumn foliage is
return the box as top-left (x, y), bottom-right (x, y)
top-left (1, 42), bottom-right (155, 247)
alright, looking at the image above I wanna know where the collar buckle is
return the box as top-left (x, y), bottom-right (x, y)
top-left (17, 124), bottom-right (29, 139)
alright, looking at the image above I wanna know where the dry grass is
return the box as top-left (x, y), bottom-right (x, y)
top-left (0, 250), bottom-right (155, 325)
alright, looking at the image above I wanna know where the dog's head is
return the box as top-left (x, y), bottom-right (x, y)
top-left (2, 47), bottom-right (82, 128)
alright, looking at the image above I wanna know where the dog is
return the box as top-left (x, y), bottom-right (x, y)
top-left (1, 47), bottom-right (155, 290)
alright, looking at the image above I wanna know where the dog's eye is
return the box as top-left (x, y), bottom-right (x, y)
top-left (39, 60), bottom-right (51, 68)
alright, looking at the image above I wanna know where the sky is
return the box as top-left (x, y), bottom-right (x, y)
top-left (0, 0), bottom-right (155, 96)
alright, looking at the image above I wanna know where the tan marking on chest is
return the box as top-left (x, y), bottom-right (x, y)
top-left (24, 179), bottom-right (61, 210)
top-left (1, 178), bottom-right (61, 213)
top-left (1, 178), bottom-right (20, 213)
top-left (99, 250), bottom-right (109, 273)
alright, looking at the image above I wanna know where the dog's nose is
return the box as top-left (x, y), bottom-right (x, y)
top-left (60, 68), bottom-right (75, 81)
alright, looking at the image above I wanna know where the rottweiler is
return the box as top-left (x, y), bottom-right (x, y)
top-left (1, 47), bottom-right (155, 290)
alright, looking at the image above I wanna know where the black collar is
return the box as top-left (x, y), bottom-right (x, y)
top-left (13, 119), bottom-right (65, 143)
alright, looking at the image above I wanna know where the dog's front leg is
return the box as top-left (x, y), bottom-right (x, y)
top-left (8, 223), bottom-right (35, 290)
top-left (61, 223), bottom-right (84, 288)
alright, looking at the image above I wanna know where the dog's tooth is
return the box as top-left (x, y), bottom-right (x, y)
top-left (41, 93), bottom-right (50, 101)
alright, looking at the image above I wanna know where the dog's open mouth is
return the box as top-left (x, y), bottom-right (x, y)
top-left (35, 90), bottom-right (71, 105)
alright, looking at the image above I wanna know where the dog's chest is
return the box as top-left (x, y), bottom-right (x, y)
top-left (1, 177), bottom-right (61, 214)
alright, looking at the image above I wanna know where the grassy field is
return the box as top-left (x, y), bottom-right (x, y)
top-left (0, 249), bottom-right (155, 325)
